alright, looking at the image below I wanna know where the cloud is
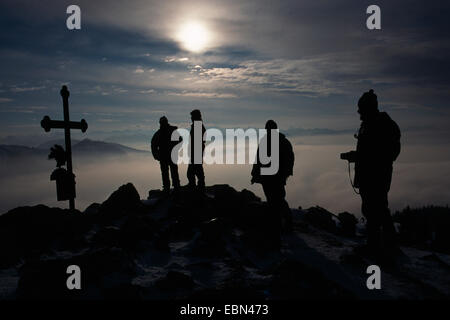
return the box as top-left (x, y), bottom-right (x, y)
top-left (285, 127), bottom-right (353, 137)
top-left (164, 56), bottom-right (189, 63)
top-left (10, 86), bottom-right (46, 93)
top-left (191, 59), bottom-right (342, 96)
top-left (1, 1), bottom-right (449, 107)
top-left (28, 106), bottom-right (47, 110)
top-left (139, 89), bottom-right (156, 94)
top-left (168, 90), bottom-right (237, 98)
top-left (0, 105), bottom-right (49, 114)
top-left (113, 87), bottom-right (128, 93)
top-left (98, 119), bottom-right (118, 122)
top-left (1, 142), bottom-right (449, 216)
top-left (133, 67), bottom-right (145, 74)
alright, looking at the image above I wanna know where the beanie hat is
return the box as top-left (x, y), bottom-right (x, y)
top-left (159, 116), bottom-right (168, 125)
top-left (358, 89), bottom-right (378, 111)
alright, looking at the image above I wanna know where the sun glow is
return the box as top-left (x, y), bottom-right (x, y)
top-left (177, 22), bottom-right (210, 52)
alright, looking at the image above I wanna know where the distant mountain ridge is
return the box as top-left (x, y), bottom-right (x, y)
top-left (72, 139), bottom-right (148, 155)
top-left (0, 145), bottom-right (47, 159)
top-left (36, 139), bottom-right (81, 150)
top-left (0, 139), bottom-right (149, 159)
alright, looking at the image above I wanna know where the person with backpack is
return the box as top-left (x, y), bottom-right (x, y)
top-left (251, 120), bottom-right (295, 232)
top-left (341, 89), bottom-right (401, 257)
top-left (151, 116), bottom-right (181, 194)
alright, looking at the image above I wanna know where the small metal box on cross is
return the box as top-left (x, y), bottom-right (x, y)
top-left (40, 85), bottom-right (88, 210)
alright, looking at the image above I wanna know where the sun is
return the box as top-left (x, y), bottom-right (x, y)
top-left (177, 22), bottom-right (210, 52)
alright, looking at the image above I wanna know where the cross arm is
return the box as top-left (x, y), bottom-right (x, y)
top-left (41, 116), bottom-right (88, 133)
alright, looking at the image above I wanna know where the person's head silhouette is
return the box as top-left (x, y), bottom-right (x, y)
top-left (190, 109), bottom-right (202, 122)
top-left (358, 89), bottom-right (379, 121)
top-left (265, 119), bottom-right (278, 131)
top-left (159, 116), bottom-right (169, 128)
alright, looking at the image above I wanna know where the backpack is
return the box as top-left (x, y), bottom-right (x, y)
top-left (281, 135), bottom-right (295, 177)
top-left (381, 112), bottom-right (401, 162)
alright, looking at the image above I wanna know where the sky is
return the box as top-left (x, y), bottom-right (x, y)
top-left (0, 0), bottom-right (449, 213)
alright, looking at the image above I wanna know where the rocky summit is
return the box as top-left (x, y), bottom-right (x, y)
top-left (0, 183), bottom-right (449, 300)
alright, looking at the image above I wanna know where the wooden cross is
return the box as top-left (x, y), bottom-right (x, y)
top-left (40, 85), bottom-right (88, 210)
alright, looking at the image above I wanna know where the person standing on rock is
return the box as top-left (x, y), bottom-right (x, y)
top-left (188, 109), bottom-right (206, 192)
top-left (151, 116), bottom-right (181, 194)
top-left (251, 120), bottom-right (295, 232)
top-left (341, 89), bottom-right (401, 257)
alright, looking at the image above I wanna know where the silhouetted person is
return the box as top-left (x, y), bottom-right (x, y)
top-left (151, 116), bottom-right (181, 193)
top-left (252, 120), bottom-right (295, 232)
top-left (187, 109), bottom-right (206, 192)
top-left (341, 89), bottom-right (401, 256)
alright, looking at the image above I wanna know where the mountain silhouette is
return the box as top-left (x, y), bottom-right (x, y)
top-left (0, 145), bottom-right (47, 160)
top-left (0, 183), bottom-right (448, 300)
top-left (36, 139), bottom-right (81, 150)
top-left (0, 139), bottom-right (148, 160)
top-left (72, 139), bottom-right (148, 155)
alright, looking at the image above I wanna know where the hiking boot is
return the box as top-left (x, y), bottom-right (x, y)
top-left (162, 188), bottom-right (171, 197)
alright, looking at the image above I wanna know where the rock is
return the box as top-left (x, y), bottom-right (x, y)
top-left (239, 201), bottom-right (268, 227)
top-left (4, 183), bottom-right (450, 300)
top-left (17, 247), bottom-right (136, 299)
top-left (166, 216), bottom-right (196, 241)
top-left (304, 206), bottom-right (337, 233)
top-left (239, 189), bottom-right (261, 203)
top-left (393, 206), bottom-right (450, 254)
top-left (154, 230), bottom-right (171, 252)
top-left (191, 218), bottom-right (230, 257)
top-left (99, 183), bottom-right (143, 219)
top-left (207, 184), bottom-right (240, 200)
top-left (166, 186), bottom-right (214, 221)
top-left (91, 226), bottom-right (122, 248)
top-left (240, 202), bottom-right (281, 250)
top-left (120, 215), bottom-right (158, 249)
top-left (270, 259), bottom-right (355, 299)
top-left (167, 203), bottom-right (185, 218)
top-left (91, 215), bottom-right (158, 251)
top-left (199, 218), bottom-right (227, 242)
top-left (148, 189), bottom-right (165, 200)
top-left (17, 257), bottom-right (82, 300)
top-left (155, 271), bottom-right (194, 290)
top-left (338, 212), bottom-right (358, 237)
top-left (207, 184), bottom-right (241, 217)
top-left (83, 203), bottom-right (101, 215)
top-left (0, 205), bottom-right (88, 269)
